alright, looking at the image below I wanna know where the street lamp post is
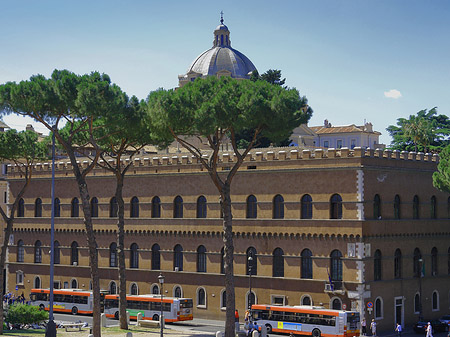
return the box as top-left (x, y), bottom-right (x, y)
top-left (248, 256), bottom-right (253, 315)
top-left (45, 126), bottom-right (57, 337)
top-left (418, 258), bottom-right (423, 320)
top-left (158, 273), bottom-right (165, 337)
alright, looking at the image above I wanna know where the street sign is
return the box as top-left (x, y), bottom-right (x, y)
top-left (15, 286), bottom-right (18, 291)
top-left (342, 303), bottom-right (347, 310)
top-left (367, 302), bottom-right (373, 308)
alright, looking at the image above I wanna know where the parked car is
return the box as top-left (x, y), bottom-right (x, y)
top-left (413, 320), bottom-right (448, 334)
top-left (439, 315), bottom-right (450, 325)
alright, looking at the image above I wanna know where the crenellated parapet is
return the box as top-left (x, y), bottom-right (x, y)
top-left (6, 147), bottom-right (440, 177)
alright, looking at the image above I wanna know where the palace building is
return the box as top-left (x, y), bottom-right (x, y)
top-left (3, 19), bottom-right (450, 332)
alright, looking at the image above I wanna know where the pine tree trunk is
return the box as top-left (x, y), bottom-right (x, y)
top-left (222, 183), bottom-right (236, 337)
top-left (115, 174), bottom-right (128, 329)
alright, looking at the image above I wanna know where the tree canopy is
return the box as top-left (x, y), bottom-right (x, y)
top-left (433, 145), bottom-right (450, 194)
top-left (147, 75), bottom-right (312, 337)
top-left (386, 108), bottom-right (450, 153)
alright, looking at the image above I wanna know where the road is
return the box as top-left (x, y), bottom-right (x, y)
top-left (53, 314), bottom-right (450, 337)
top-left (53, 313), bottom-right (222, 335)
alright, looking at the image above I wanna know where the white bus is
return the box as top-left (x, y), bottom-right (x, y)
top-left (104, 294), bottom-right (193, 322)
top-left (30, 288), bottom-right (105, 315)
top-left (251, 304), bottom-right (360, 337)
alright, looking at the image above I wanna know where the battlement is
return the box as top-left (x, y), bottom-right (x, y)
top-left (7, 147), bottom-right (440, 175)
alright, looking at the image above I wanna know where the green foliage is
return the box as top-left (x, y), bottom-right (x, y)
top-left (386, 108), bottom-right (450, 153)
top-left (0, 129), bottom-right (48, 163)
top-left (433, 145), bottom-right (450, 193)
top-left (6, 304), bottom-right (48, 325)
top-left (147, 76), bottom-right (312, 149)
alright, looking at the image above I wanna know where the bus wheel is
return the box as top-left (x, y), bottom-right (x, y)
top-left (114, 311), bottom-right (119, 320)
top-left (312, 329), bottom-right (321, 337)
top-left (152, 314), bottom-right (159, 321)
top-left (39, 304), bottom-right (45, 311)
top-left (71, 306), bottom-right (78, 315)
top-left (265, 324), bottom-right (272, 333)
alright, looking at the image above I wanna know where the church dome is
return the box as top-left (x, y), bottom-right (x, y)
top-left (178, 16), bottom-right (257, 87)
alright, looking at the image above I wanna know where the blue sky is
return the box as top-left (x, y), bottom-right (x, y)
top-left (1, 0), bottom-right (449, 145)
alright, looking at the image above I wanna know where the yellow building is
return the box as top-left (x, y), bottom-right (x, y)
top-left (5, 146), bottom-right (450, 331)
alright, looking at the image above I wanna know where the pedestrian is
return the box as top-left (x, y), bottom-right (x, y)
top-left (395, 323), bottom-right (402, 337)
top-left (370, 319), bottom-right (377, 337)
top-left (235, 309), bottom-right (240, 332)
top-left (361, 318), bottom-right (367, 336)
top-left (426, 322), bottom-right (433, 337)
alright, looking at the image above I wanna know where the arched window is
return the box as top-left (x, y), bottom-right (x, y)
top-left (413, 195), bottom-right (419, 219)
top-left (54, 241), bottom-right (60, 264)
top-left (197, 245), bottom-right (207, 273)
top-left (34, 198), bottom-right (42, 217)
top-left (109, 197), bottom-right (118, 218)
top-left (413, 248), bottom-right (422, 277)
top-left (246, 247), bottom-right (257, 276)
top-left (130, 243), bottom-right (139, 269)
top-left (221, 290), bottom-right (226, 309)
top-left (373, 194), bottom-right (381, 219)
top-left (17, 240), bottom-right (24, 262)
top-left (152, 244), bottom-right (160, 270)
top-left (430, 196), bottom-right (437, 219)
top-left (71, 241), bottom-right (79, 265)
top-left (197, 287), bottom-right (206, 307)
top-left (374, 249), bottom-right (382, 281)
top-left (448, 196), bottom-right (450, 219)
top-left (394, 249), bottom-right (402, 279)
top-left (330, 250), bottom-right (343, 281)
top-left (110, 242), bottom-right (117, 267)
top-left (330, 194), bottom-right (342, 219)
top-left (273, 248), bottom-right (284, 277)
top-left (54, 198), bottom-right (60, 217)
top-left (34, 240), bottom-right (42, 263)
top-left (220, 247), bottom-right (225, 274)
top-left (432, 290), bottom-right (439, 311)
top-left (130, 196), bottom-right (139, 218)
top-left (151, 284), bottom-right (160, 295)
top-left (448, 247), bottom-right (450, 275)
top-left (34, 276), bottom-right (41, 289)
top-left (273, 195), bottom-right (284, 219)
top-left (152, 196), bottom-right (161, 218)
top-left (431, 247), bottom-right (438, 276)
top-left (109, 281), bottom-right (117, 295)
top-left (246, 195), bottom-right (257, 219)
top-left (174, 286), bottom-right (182, 298)
top-left (414, 293), bottom-right (421, 313)
top-left (301, 295), bottom-right (311, 306)
top-left (331, 298), bottom-right (341, 310)
top-left (130, 283), bottom-right (138, 295)
top-left (71, 279), bottom-right (78, 289)
top-left (301, 194), bottom-right (313, 219)
top-left (174, 244), bottom-right (183, 271)
top-left (301, 249), bottom-right (313, 279)
top-left (375, 297), bottom-right (383, 318)
top-left (173, 196), bottom-right (183, 218)
top-left (91, 197), bottom-right (98, 218)
top-left (394, 195), bottom-right (401, 219)
top-left (71, 198), bottom-right (79, 217)
top-left (247, 291), bottom-right (256, 308)
top-left (17, 198), bottom-right (25, 217)
top-left (197, 196), bottom-right (207, 218)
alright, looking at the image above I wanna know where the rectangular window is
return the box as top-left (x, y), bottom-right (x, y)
top-left (351, 139), bottom-right (356, 149)
top-left (337, 140), bottom-right (343, 148)
top-left (16, 271), bottom-right (24, 285)
top-left (271, 295), bottom-right (286, 306)
top-left (323, 141), bottom-right (329, 148)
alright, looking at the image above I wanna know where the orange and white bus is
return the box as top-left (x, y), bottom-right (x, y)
top-left (251, 304), bottom-right (360, 337)
top-left (29, 288), bottom-right (104, 315)
top-left (104, 294), bottom-right (193, 322)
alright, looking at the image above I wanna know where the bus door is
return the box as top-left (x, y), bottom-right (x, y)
top-left (338, 316), bottom-right (344, 334)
